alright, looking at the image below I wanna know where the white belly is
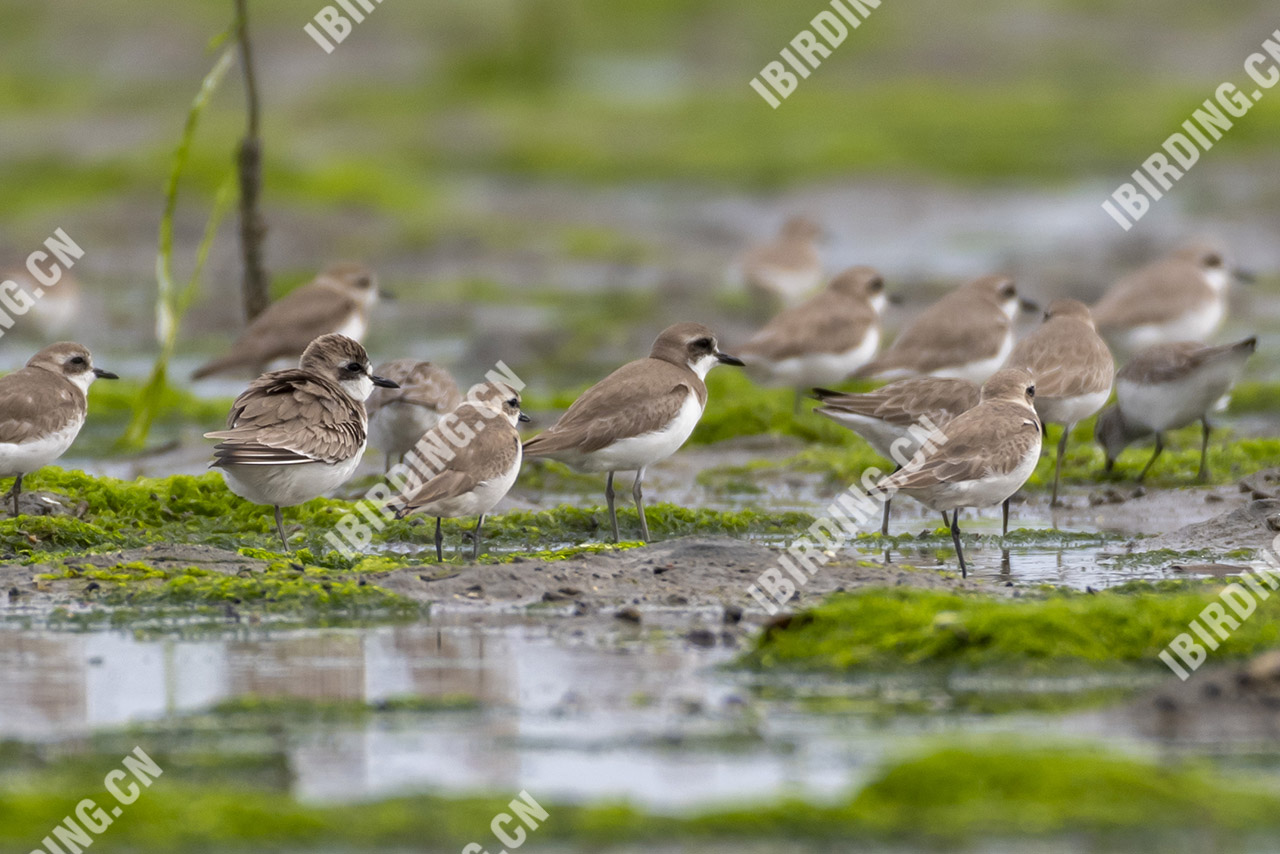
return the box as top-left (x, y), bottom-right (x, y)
top-left (749, 267), bottom-right (823, 305)
top-left (220, 450), bottom-right (364, 508)
top-left (1118, 360), bottom-right (1239, 433)
top-left (930, 330), bottom-right (1014, 385)
top-left (1036, 387), bottom-right (1112, 427)
top-left (0, 420), bottom-right (83, 477)
top-left (333, 312), bottom-right (367, 343)
top-left (1117, 299), bottom-right (1223, 352)
top-left (369, 403), bottom-right (443, 461)
top-left (568, 394), bottom-right (704, 473)
top-left (901, 435), bottom-right (1041, 513)
top-left (748, 328), bottom-right (880, 388)
top-left (413, 449), bottom-right (522, 519)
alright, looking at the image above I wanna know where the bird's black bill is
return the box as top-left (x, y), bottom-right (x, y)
top-left (93, 368), bottom-right (119, 379)
top-left (716, 352), bottom-right (746, 367)
top-left (380, 290), bottom-right (398, 300)
top-left (372, 375), bottom-right (400, 388)
top-left (518, 413), bottom-right (532, 423)
top-left (1019, 297), bottom-right (1040, 313)
top-left (1235, 268), bottom-right (1257, 284)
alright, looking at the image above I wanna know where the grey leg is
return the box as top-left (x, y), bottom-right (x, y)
top-left (1137, 433), bottom-right (1165, 482)
top-left (7, 473), bottom-right (22, 517)
top-left (633, 467), bottom-right (650, 543)
top-left (434, 517), bottom-right (444, 562)
top-left (940, 510), bottom-right (951, 529)
top-left (605, 471), bottom-right (619, 543)
top-left (1197, 418), bottom-right (1212, 483)
top-left (949, 509), bottom-right (967, 579)
top-left (880, 497), bottom-right (892, 537)
top-left (1051, 423), bottom-right (1071, 507)
top-left (1002, 497), bottom-right (1010, 537)
top-left (274, 505), bottom-right (289, 552)
top-left (472, 514), bottom-right (485, 560)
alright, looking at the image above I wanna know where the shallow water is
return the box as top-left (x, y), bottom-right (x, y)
top-left (0, 612), bottom-right (1174, 811)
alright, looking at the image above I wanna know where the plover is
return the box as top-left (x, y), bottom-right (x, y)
top-left (206, 333), bottom-right (397, 551)
top-left (2, 267), bottom-right (80, 338)
top-left (523, 322), bottom-right (743, 542)
top-left (366, 359), bottom-right (462, 472)
top-left (1092, 243), bottom-right (1249, 354)
top-left (855, 275), bottom-right (1033, 384)
top-left (1095, 336), bottom-right (1256, 482)
top-left (814, 376), bottom-right (979, 535)
top-left (193, 263), bottom-right (383, 379)
top-left (738, 266), bottom-right (887, 407)
top-left (389, 382), bottom-right (529, 561)
top-left (0, 342), bottom-right (117, 515)
top-left (739, 216), bottom-right (824, 306)
top-left (874, 368), bottom-right (1042, 577)
top-left (1004, 299), bottom-right (1113, 506)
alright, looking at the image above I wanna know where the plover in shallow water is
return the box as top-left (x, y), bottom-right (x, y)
top-left (739, 266), bottom-right (887, 408)
top-left (814, 376), bottom-right (979, 535)
top-left (1095, 336), bottom-right (1256, 482)
top-left (523, 322), bottom-right (743, 543)
top-left (855, 275), bottom-right (1034, 385)
top-left (1004, 299), bottom-right (1114, 507)
top-left (874, 368), bottom-right (1041, 577)
top-left (366, 359), bottom-right (462, 473)
top-left (390, 382), bottom-right (528, 562)
top-left (193, 263), bottom-right (383, 379)
top-left (1092, 243), bottom-right (1250, 355)
top-left (0, 342), bottom-right (117, 515)
top-left (738, 216), bottom-right (824, 307)
top-left (207, 333), bottom-right (397, 550)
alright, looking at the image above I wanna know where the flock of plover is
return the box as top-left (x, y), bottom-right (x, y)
top-left (0, 225), bottom-right (1261, 572)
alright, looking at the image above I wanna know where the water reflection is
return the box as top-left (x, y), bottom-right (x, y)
top-left (0, 617), bottom-right (857, 809)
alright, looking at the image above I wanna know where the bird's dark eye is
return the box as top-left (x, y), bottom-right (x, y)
top-left (69, 356), bottom-right (85, 365)
top-left (1026, 385), bottom-right (1036, 398)
top-left (1000, 285), bottom-right (1016, 299)
top-left (507, 398), bottom-right (518, 408)
top-left (693, 337), bottom-right (713, 350)
top-left (869, 278), bottom-right (884, 292)
top-left (346, 362), bottom-right (364, 373)
top-left (1204, 253), bottom-right (1223, 267)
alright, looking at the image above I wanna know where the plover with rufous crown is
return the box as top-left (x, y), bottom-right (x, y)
top-left (523, 322), bottom-right (744, 543)
top-left (193, 263), bottom-right (384, 379)
top-left (0, 342), bottom-right (117, 515)
top-left (855, 275), bottom-right (1036, 385)
top-left (1092, 243), bottom-right (1252, 355)
top-left (1095, 336), bottom-right (1256, 482)
top-left (1003, 299), bottom-right (1114, 507)
top-left (814, 376), bottom-right (979, 535)
top-left (389, 382), bottom-right (529, 562)
top-left (366, 359), bottom-right (463, 473)
top-left (873, 368), bottom-right (1041, 577)
top-left (206, 333), bottom-right (398, 551)
top-left (738, 216), bottom-right (824, 307)
top-left (738, 266), bottom-right (887, 409)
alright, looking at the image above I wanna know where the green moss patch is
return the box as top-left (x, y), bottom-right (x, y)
top-left (741, 583), bottom-right (1280, 673)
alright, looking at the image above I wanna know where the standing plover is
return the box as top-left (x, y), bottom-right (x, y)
top-left (1004, 299), bottom-right (1113, 506)
top-left (2, 268), bottom-right (81, 339)
top-left (523, 322), bottom-right (743, 543)
top-left (207, 334), bottom-right (397, 551)
top-left (1095, 336), bottom-right (1256, 482)
top-left (814, 376), bottom-right (979, 535)
top-left (390, 383), bottom-right (528, 561)
top-left (739, 266), bottom-right (886, 407)
top-left (0, 342), bottom-right (117, 515)
top-left (193, 263), bottom-right (383, 379)
top-left (875, 368), bottom-right (1041, 577)
top-left (366, 359), bottom-right (462, 472)
top-left (855, 275), bottom-right (1032, 384)
top-left (739, 216), bottom-right (824, 306)
top-left (1092, 243), bottom-right (1248, 354)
